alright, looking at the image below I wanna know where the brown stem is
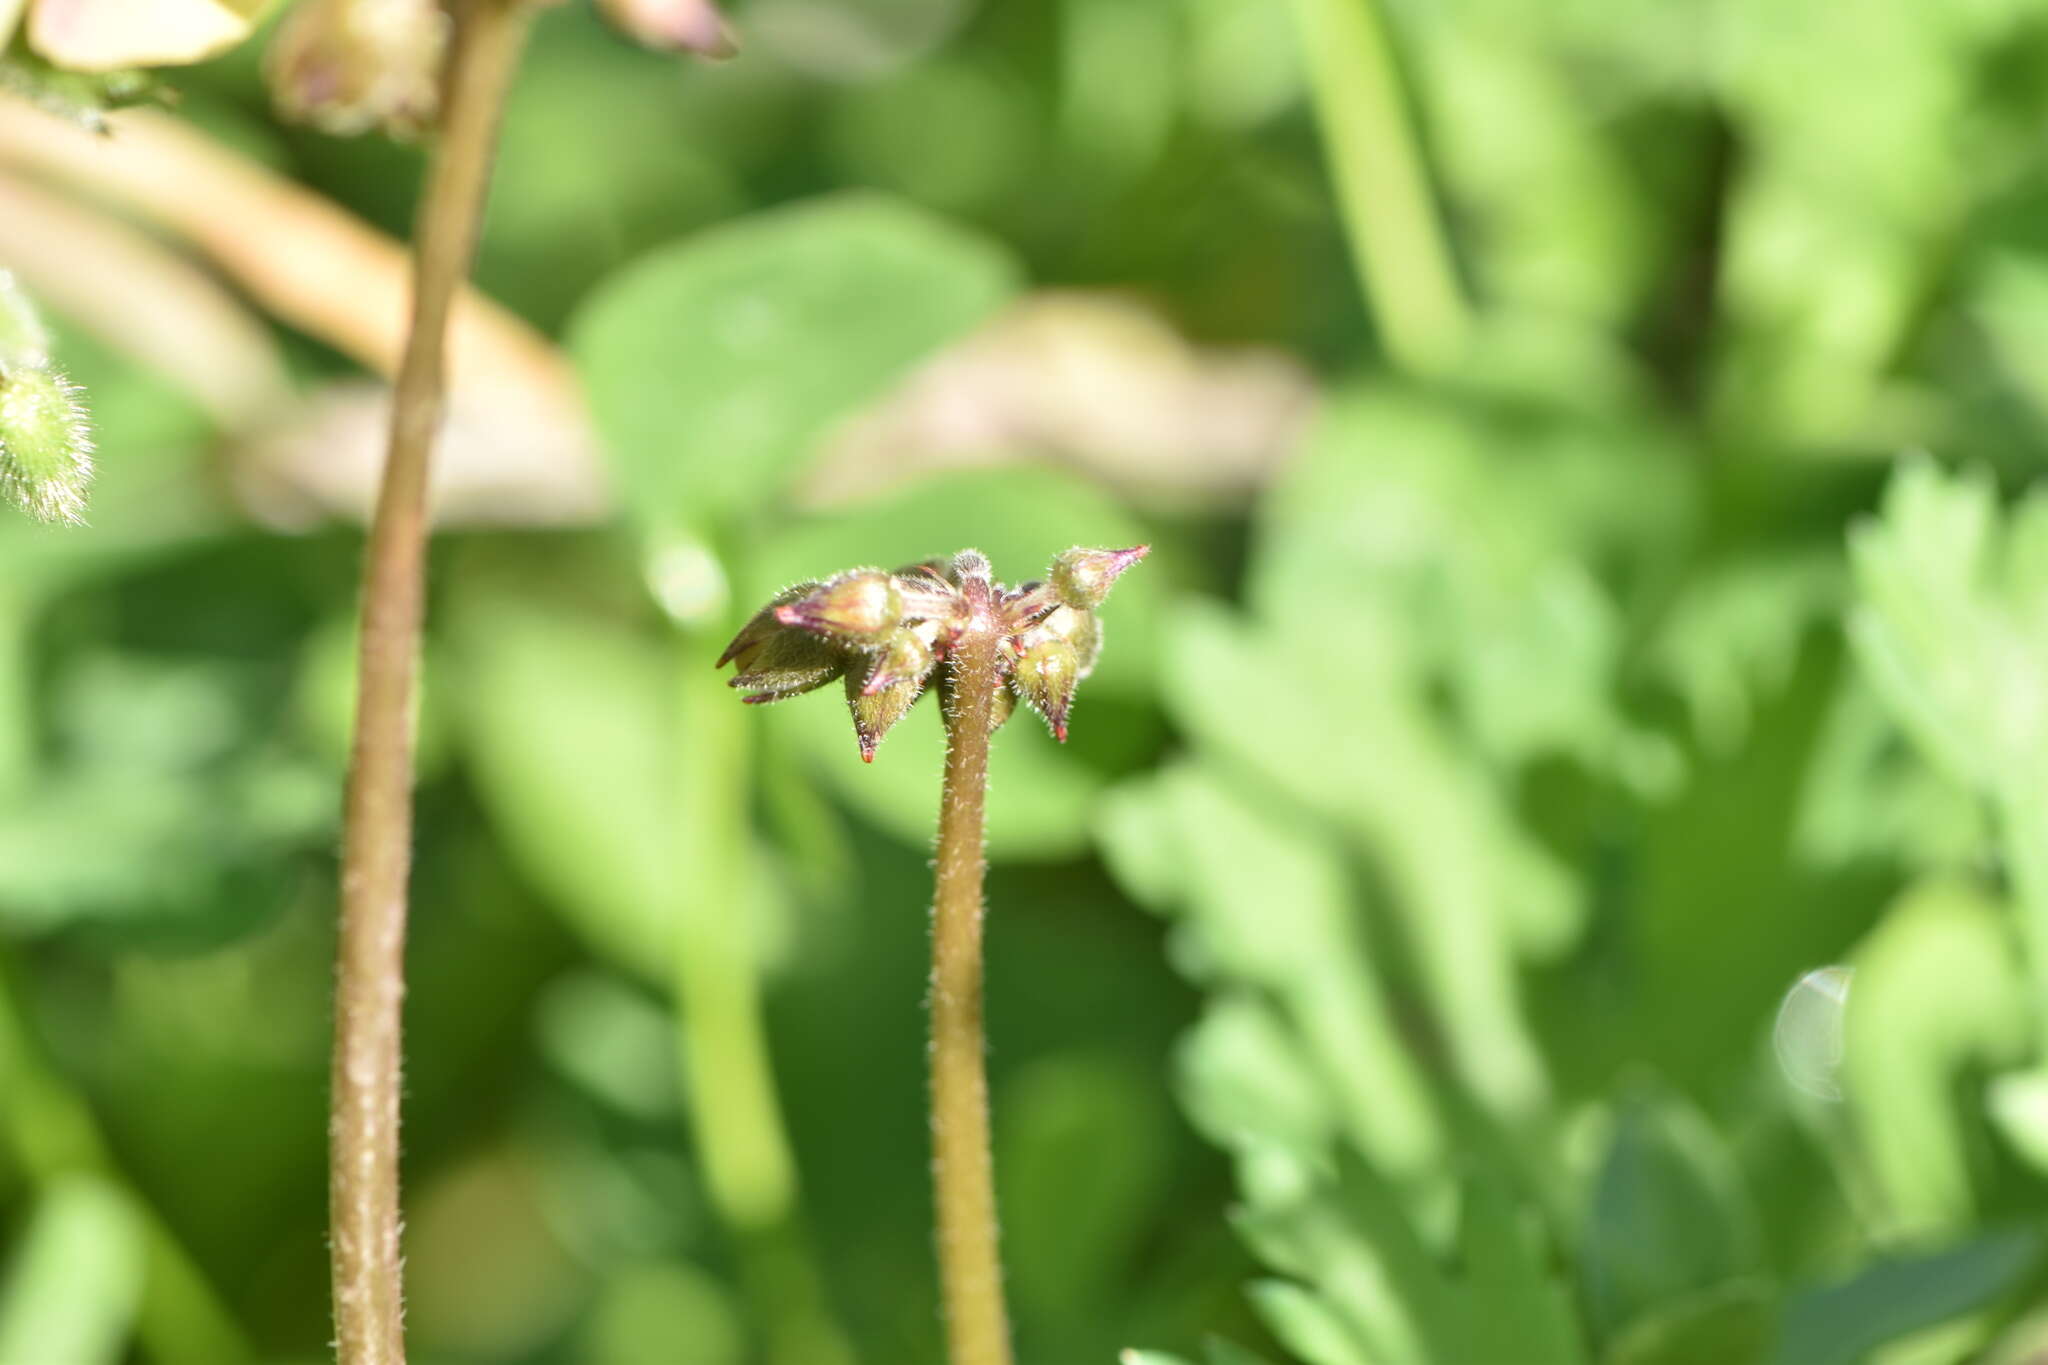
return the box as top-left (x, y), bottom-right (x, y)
top-left (930, 576), bottom-right (1014, 1365)
top-left (330, 6), bottom-right (530, 1363)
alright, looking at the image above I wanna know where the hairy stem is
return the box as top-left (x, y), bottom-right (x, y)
top-left (930, 580), bottom-right (1013, 1365)
top-left (1291, 0), bottom-right (1468, 375)
top-left (330, 5), bottom-right (530, 1362)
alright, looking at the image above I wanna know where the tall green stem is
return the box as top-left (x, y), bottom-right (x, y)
top-left (675, 627), bottom-right (855, 1365)
top-left (330, 5), bottom-right (530, 1362)
top-left (930, 580), bottom-right (1012, 1365)
top-left (1291, 0), bottom-right (1469, 374)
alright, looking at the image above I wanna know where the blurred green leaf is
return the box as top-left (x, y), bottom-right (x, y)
top-left (569, 193), bottom-right (1021, 531)
top-left (998, 1051), bottom-right (1171, 1335)
top-left (1603, 1280), bottom-right (1774, 1365)
top-left (1246, 1279), bottom-right (1375, 1365)
top-left (1106, 764), bottom-right (1442, 1181)
top-left (578, 1261), bottom-right (745, 1365)
top-left (1844, 882), bottom-right (2031, 1236)
top-left (0, 1175), bottom-right (145, 1365)
top-left (1581, 1085), bottom-right (1764, 1347)
top-left (448, 584), bottom-right (678, 980)
top-left (1772, 1229), bottom-right (2041, 1365)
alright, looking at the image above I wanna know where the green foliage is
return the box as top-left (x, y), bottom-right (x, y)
top-left (570, 194), bottom-right (1020, 533)
top-left (11, 0), bottom-right (2048, 1361)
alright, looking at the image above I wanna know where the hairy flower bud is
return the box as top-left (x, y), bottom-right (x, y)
top-left (847, 667), bottom-right (924, 762)
top-left (776, 570), bottom-right (902, 643)
top-left (1050, 544), bottom-right (1148, 610)
top-left (862, 622), bottom-right (938, 696)
top-left (719, 581), bottom-right (820, 670)
top-left (0, 364), bottom-right (92, 525)
top-left (1011, 637), bottom-right (1080, 741)
top-left (1023, 603), bottom-right (1102, 676)
top-left (596, 0), bottom-right (738, 58)
top-left (266, 0), bottom-right (448, 139)
top-left (950, 549), bottom-right (992, 585)
top-left (730, 628), bottom-right (846, 703)
top-left (720, 545), bottom-right (1141, 758)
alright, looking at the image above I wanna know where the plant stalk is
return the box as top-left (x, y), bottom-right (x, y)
top-left (930, 581), bottom-right (1013, 1365)
top-left (330, 5), bottom-right (529, 1363)
top-left (675, 627), bottom-right (856, 1365)
top-left (1291, 0), bottom-right (1469, 375)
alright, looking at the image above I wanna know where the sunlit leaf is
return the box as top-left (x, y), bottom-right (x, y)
top-left (570, 193), bottom-right (1020, 531)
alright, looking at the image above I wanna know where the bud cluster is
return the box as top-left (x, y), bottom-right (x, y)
top-left (718, 545), bottom-right (1147, 760)
top-left (0, 271), bottom-right (93, 526)
top-left (265, 0), bottom-right (449, 140)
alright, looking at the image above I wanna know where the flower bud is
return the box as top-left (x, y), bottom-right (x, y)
top-left (1025, 603), bottom-right (1102, 676)
top-left (861, 622), bottom-right (937, 696)
top-left (846, 668), bottom-right (924, 762)
top-left (596, 0), bottom-right (738, 59)
top-left (718, 581), bottom-right (821, 670)
top-left (265, 0), bottom-right (447, 140)
top-left (1000, 580), bottom-right (1058, 632)
top-left (950, 549), bottom-right (992, 584)
top-left (0, 272), bottom-right (51, 370)
top-left (893, 559), bottom-right (965, 624)
top-left (1012, 637), bottom-right (1080, 741)
top-left (0, 365), bottom-right (92, 525)
top-left (730, 630), bottom-right (846, 703)
top-left (1051, 544), bottom-right (1148, 610)
top-left (776, 570), bottom-right (902, 643)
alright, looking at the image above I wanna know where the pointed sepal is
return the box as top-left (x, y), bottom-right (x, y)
top-left (1013, 638), bottom-right (1080, 741)
top-left (1050, 544), bottom-right (1148, 610)
top-left (847, 667), bottom-right (925, 762)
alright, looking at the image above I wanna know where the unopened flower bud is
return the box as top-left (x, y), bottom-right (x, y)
top-left (266, 0), bottom-right (448, 140)
top-left (1025, 603), bottom-right (1102, 676)
top-left (719, 581), bottom-right (820, 670)
top-left (950, 549), bottom-right (992, 584)
top-left (730, 628), bottom-right (846, 703)
top-left (894, 559), bottom-right (966, 623)
top-left (596, 0), bottom-right (738, 59)
top-left (846, 668), bottom-right (924, 762)
top-left (0, 366), bottom-right (92, 525)
top-left (776, 570), bottom-right (902, 643)
top-left (1051, 544), bottom-right (1148, 610)
top-left (989, 678), bottom-right (1015, 733)
top-left (861, 623), bottom-right (938, 696)
top-left (1012, 638), bottom-right (1080, 741)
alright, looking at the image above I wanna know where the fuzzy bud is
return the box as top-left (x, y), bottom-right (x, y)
top-left (719, 582), bottom-right (820, 670)
top-left (846, 668), bottom-right (924, 762)
top-left (265, 0), bottom-right (447, 140)
top-left (1051, 544), bottom-right (1148, 610)
top-left (1025, 603), bottom-right (1102, 676)
top-left (1012, 638), bottom-right (1080, 741)
top-left (776, 570), bottom-right (902, 643)
top-left (730, 628), bottom-right (846, 703)
top-left (950, 549), bottom-right (992, 584)
top-left (0, 365), bottom-right (92, 525)
top-left (861, 622), bottom-right (938, 696)
top-left (596, 0), bottom-right (738, 58)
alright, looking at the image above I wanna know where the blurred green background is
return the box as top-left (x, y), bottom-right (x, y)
top-left (6, 0), bottom-right (2048, 1362)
